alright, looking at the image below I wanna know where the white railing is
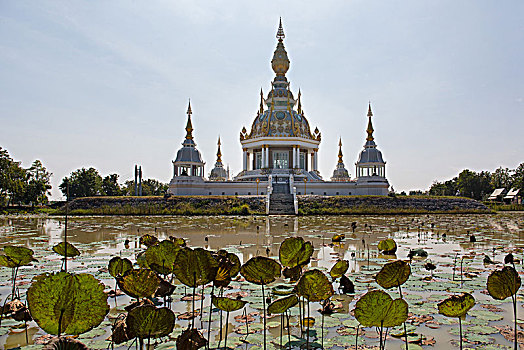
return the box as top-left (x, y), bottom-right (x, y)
top-left (266, 175), bottom-right (273, 215)
top-left (293, 186), bottom-right (298, 215)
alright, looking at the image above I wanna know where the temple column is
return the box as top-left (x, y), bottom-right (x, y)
top-left (265, 146), bottom-right (270, 168)
top-left (313, 149), bottom-right (318, 171)
top-left (310, 152), bottom-right (314, 171)
top-left (296, 146), bottom-right (300, 168)
top-left (261, 147), bottom-right (265, 169)
top-left (292, 147), bottom-right (296, 168)
top-left (243, 149), bottom-right (247, 171)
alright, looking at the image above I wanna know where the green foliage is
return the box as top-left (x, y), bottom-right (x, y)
top-left (267, 294), bottom-right (299, 314)
top-left (145, 240), bottom-right (180, 275)
top-left (377, 238), bottom-right (397, 254)
top-left (457, 169), bottom-right (492, 200)
top-left (296, 269), bottom-right (334, 302)
top-left (108, 257), bottom-right (133, 278)
top-left (354, 290), bottom-right (408, 328)
top-left (52, 242), bottom-right (81, 258)
top-left (375, 260), bottom-right (411, 289)
top-left (437, 293), bottom-right (475, 318)
top-left (278, 237), bottom-right (313, 268)
top-left (60, 168), bottom-right (103, 199)
top-left (126, 305), bottom-right (175, 339)
top-left (329, 260), bottom-right (349, 279)
top-left (240, 256), bottom-right (281, 285)
top-left (101, 174), bottom-right (123, 196)
top-left (27, 272), bottom-right (109, 335)
top-left (212, 296), bottom-right (247, 312)
top-left (429, 178), bottom-right (458, 196)
top-left (173, 248), bottom-right (218, 288)
top-left (214, 250), bottom-right (241, 287)
top-left (117, 269), bottom-right (160, 299)
top-left (487, 266), bottom-right (521, 300)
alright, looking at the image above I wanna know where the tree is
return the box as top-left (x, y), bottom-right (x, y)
top-left (122, 179), bottom-right (168, 196)
top-left (24, 160), bottom-right (52, 205)
top-left (490, 167), bottom-right (513, 189)
top-left (60, 168), bottom-right (103, 199)
top-left (0, 147), bottom-right (28, 205)
top-left (101, 174), bottom-right (122, 196)
top-left (511, 163), bottom-right (524, 192)
top-left (456, 169), bottom-right (492, 200)
top-left (429, 178), bottom-right (458, 196)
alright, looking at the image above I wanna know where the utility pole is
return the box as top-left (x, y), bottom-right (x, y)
top-left (139, 166), bottom-right (143, 196)
top-left (134, 165), bottom-right (138, 196)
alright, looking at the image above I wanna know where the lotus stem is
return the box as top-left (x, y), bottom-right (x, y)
top-left (200, 284), bottom-right (205, 321)
top-left (355, 325), bottom-right (359, 349)
top-left (225, 311), bottom-right (230, 349)
top-left (207, 285), bottom-right (215, 349)
top-left (513, 262), bottom-right (518, 350)
top-left (280, 313), bottom-right (283, 349)
top-left (321, 304), bottom-right (325, 349)
top-left (398, 282), bottom-right (409, 350)
top-left (306, 300), bottom-right (310, 350)
top-left (261, 283), bottom-right (267, 350)
top-left (286, 310), bottom-right (291, 350)
top-left (458, 317), bottom-right (462, 350)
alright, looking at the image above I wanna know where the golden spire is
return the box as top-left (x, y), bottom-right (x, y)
top-left (185, 99), bottom-right (193, 140)
top-left (277, 17), bottom-right (285, 40)
top-left (271, 18), bottom-right (290, 76)
top-left (259, 88), bottom-right (264, 114)
top-left (216, 136), bottom-right (222, 163)
top-left (366, 102), bottom-right (374, 142)
top-left (338, 138), bottom-right (343, 163)
top-left (297, 89), bottom-right (302, 114)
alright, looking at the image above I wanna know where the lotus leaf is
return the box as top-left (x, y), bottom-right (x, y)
top-left (52, 242), bottom-right (80, 258)
top-left (296, 269), bottom-right (334, 302)
top-left (118, 269), bottom-right (160, 299)
top-left (145, 240), bottom-right (179, 275)
top-left (2, 246), bottom-right (36, 266)
top-left (173, 248), bottom-right (218, 288)
top-left (169, 236), bottom-right (186, 248)
top-left (329, 260), bottom-right (349, 279)
top-left (487, 266), bottom-right (521, 300)
top-left (108, 257), bottom-right (133, 278)
top-left (279, 237), bottom-right (313, 268)
top-left (212, 296), bottom-right (247, 312)
top-left (354, 290), bottom-right (408, 328)
top-left (240, 256), bottom-right (281, 285)
top-left (126, 305), bottom-right (175, 339)
top-left (42, 337), bottom-right (89, 350)
top-left (437, 293), bottom-right (475, 318)
top-left (214, 250), bottom-right (241, 287)
top-left (27, 272), bottom-right (109, 335)
top-left (375, 260), bottom-right (411, 289)
top-left (176, 328), bottom-right (207, 350)
top-left (378, 238), bottom-right (397, 254)
top-left (139, 234), bottom-right (158, 248)
top-left (267, 294), bottom-right (299, 314)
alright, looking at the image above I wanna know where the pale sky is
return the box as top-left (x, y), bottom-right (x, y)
top-left (1, 1), bottom-right (523, 199)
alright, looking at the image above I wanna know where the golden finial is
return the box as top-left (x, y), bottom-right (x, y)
top-left (185, 99), bottom-right (193, 140)
top-left (216, 136), bottom-right (222, 162)
top-left (277, 17), bottom-right (285, 41)
top-left (366, 102), bottom-right (374, 142)
top-left (338, 138), bottom-right (343, 163)
top-left (259, 88), bottom-right (264, 114)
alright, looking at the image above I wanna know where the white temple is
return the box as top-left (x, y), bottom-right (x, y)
top-left (168, 20), bottom-right (389, 200)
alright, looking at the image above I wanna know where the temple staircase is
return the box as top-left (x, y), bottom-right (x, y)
top-left (269, 192), bottom-right (295, 215)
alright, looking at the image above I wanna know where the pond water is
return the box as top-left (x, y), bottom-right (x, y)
top-left (1, 213), bottom-right (524, 349)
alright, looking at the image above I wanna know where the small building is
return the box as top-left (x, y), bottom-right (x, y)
top-left (488, 188), bottom-right (506, 201)
top-left (504, 188), bottom-right (521, 204)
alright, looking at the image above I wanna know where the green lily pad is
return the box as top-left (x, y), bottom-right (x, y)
top-left (267, 294), bottom-right (298, 314)
top-left (375, 260), bottom-right (411, 289)
top-left (145, 240), bottom-right (180, 275)
top-left (378, 238), bottom-right (397, 254)
top-left (108, 257), bottom-right (133, 279)
top-left (487, 266), bottom-right (521, 300)
top-left (127, 305), bottom-right (175, 339)
top-left (296, 269), bottom-right (334, 302)
top-left (139, 234), bottom-right (158, 247)
top-left (438, 292), bottom-right (475, 318)
top-left (52, 242), bottom-right (81, 258)
top-left (117, 269), bottom-right (160, 299)
top-left (240, 256), bottom-right (281, 285)
top-left (329, 260), bottom-right (349, 279)
top-left (1, 246), bottom-right (36, 267)
top-left (212, 296), bottom-right (247, 312)
top-left (173, 247), bottom-right (218, 288)
top-left (354, 290), bottom-right (408, 328)
top-left (278, 237), bottom-right (313, 268)
top-left (27, 272), bottom-right (109, 335)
